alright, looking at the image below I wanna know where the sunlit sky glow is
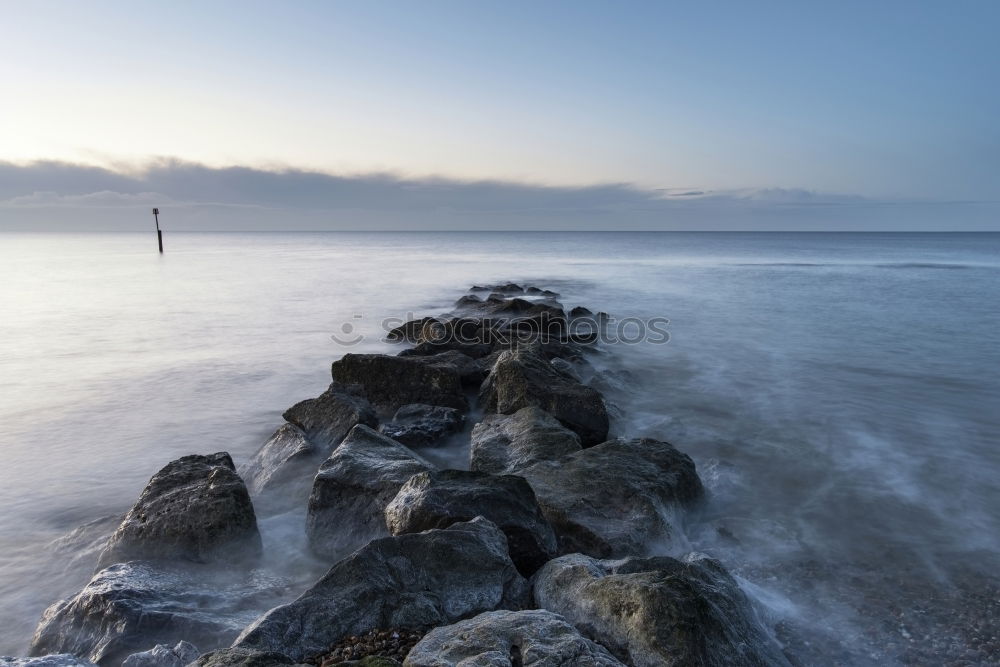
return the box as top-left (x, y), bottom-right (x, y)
top-left (1, 1), bottom-right (998, 229)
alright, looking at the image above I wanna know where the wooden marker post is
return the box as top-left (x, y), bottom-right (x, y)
top-left (153, 208), bottom-right (163, 253)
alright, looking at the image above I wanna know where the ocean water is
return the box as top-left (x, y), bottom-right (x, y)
top-left (0, 231), bottom-right (998, 663)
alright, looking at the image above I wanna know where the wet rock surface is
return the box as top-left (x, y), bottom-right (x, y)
top-left (282, 385), bottom-right (379, 450)
top-left (384, 470), bottom-right (556, 575)
top-left (307, 425), bottom-right (433, 560)
top-left (378, 404), bottom-right (464, 448)
top-left (534, 553), bottom-right (790, 667)
top-left (234, 518), bottom-right (529, 662)
top-left (121, 640), bottom-right (199, 667)
top-left (330, 354), bottom-right (468, 415)
top-left (470, 407), bottom-right (582, 475)
top-left (97, 453), bottom-right (261, 568)
top-left (0, 657), bottom-right (97, 667)
top-left (478, 344), bottom-right (608, 446)
top-left (404, 609), bottom-right (625, 667)
top-left (193, 647), bottom-right (305, 666)
top-left (519, 437), bottom-right (703, 557)
top-left (29, 561), bottom-right (283, 666)
top-left (240, 424), bottom-right (317, 510)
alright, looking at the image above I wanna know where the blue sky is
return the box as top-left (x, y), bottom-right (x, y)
top-left (1, 1), bottom-right (997, 229)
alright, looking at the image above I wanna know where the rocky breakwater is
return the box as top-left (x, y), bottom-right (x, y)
top-left (23, 282), bottom-right (789, 667)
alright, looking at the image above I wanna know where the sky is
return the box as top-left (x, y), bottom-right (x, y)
top-left (1, 0), bottom-right (997, 230)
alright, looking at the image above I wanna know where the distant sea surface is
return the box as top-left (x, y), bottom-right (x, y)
top-left (1, 232), bottom-right (998, 663)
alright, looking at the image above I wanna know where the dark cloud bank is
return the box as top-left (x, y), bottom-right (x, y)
top-left (0, 160), bottom-right (995, 231)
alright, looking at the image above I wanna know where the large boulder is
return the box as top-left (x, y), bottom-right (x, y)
top-left (29, 561), bottom-right (284, 667)
top-left (234, 518), bottom-right (529, 662)
top-left (330, 354), bottom-right (468, 415)
top-left (97, 453), bottom-right (261, 568)
top-left (470, 407), bottom-right (582, 475)
top-left (479, 345), bottom-right (608, 446)
top-left (0, 658), bottom-right (96, 667)
top-left (306, 425), bottom-right (433, 560)
top-left (403, 609), bottom-right (624, 666)
top-left (519, 438), bottom-right (703, 558)
top-left (378, 404), bottom-right (465, 448)
top-left (238, 424), bottom-right (315, 510)
top-left (282, 384), bottom-right (378, 449)
top-left (121, 641), bottom-right (199, 667)
top-left (533, 554), bottom-right (790, 667)
top-left (385, 470), bottom-right (556, 576)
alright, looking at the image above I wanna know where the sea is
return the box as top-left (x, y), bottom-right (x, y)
top-left (1, 231), bottom-right (998, 664)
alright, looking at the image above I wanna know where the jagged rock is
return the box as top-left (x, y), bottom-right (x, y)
top-left (519, 438), bottom-right (703, 557)
top-left (192, 647), bottom-right (303, 666)
top-left (239, 424), bottom-right (315, 510)
top-left (478, 345), bottom-right (608, 446)
top-left (470, 407), bottom-right (582, 476)
top-left (330, 354), bottom-right (468, 415)
top-left (121, 641), bottom-right (199, 667)
top-left (29, 562), bottom-right (283, 667)
top-left (455, 294), bottom-right (483, 308)
top-left (549, 357), bottom-right (581, 381)
top-left (307, 425), bottom-right (433, 560)
top-left (97, 453), bottom-right (261, 568)
top-left (533, 554), bottom-right (790, 667)
top-left (234, 518), bottom-right (529, 662)
top-left (378, 404), bottom-right (465, 448)
top-left (406, 350), bottom-right (484, 387)
top-left (403, 609), bottom-right (625, 666)
top-left (384, 470), bottom-right (556, 576)
top-left (568, 306), bottom-right (593, 317)
top-left (281, 385), bottom-right (378, 450)
top-left (385, 317), bottom-right (437, 343)
top-left (0, 657), bottom-right (96, 667)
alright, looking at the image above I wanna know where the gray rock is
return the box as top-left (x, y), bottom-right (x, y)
top-left (29, 562), bottom-right (285, 667)
top-left (385, 470), bottom-right (556, 576)
top-left (97, 453), bottom-right (261, 569)
top-left (0, 657), bottom-right (96, 667)
top-left (479, 345), bottom-right (608, 446)
top-left (533, 554), bottom-right (790, 667)
top-left (121, 641), bottom-right (199, 667)
top-left (306, 425), bottom-right (433, 560)
top-left (330, 354), bottom-right (468, 415)
top-left (281, 384), bottom-right (378, 449)
top-left (192, 647), bottom-right (303, 666)
top-left (234, 518), bottom-right (529, 662)
top-left (404, 609), bottom-right (624, 666)
top-left (378, 404), bottom-right (465, 448)
top-left (239, 424), bottom-right (315, 510)
top-left (470, 407), bottom-right (582, 475)
top-left (519, 438), bottom-right (703, 558)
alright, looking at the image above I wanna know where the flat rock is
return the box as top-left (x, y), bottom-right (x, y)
top-left (121, 641), bottom-right (199, 667)
top-left (384, 470), bottom-right (556, 576)
top-left (234, 518), bottom-right (529, 662)
top-left (378, 404), bottom-right (465, 448)
top-left (533, 554), bottom-right (790, 667)
top-left (404, 609), bottom-right (624, 666)
top-left (97, 453), bottom-right (261, 568)
top-left (330, 354), bottom-right (468, 415)
top-left (281, 384), bottom-right (378, 450)
top-left (519, 438), bottom-right (703, 557)
top-left (29, 561), bottom-right (285, 667)
top-left (478, 345), bottom-right (608, 446)
top-left (470, 407), bottom-right (582, 475)
top-left (306, 425), bottom-right (433, 560)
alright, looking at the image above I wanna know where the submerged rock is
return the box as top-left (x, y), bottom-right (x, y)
top-left (0, 657), bottom-right (97, 667)
top-left (479, 344), bottom-right (608, 446)
top-left (307, 425), bottom-right (433, 560)
top-left (121, 641), bottom-right (199, 667)
top-left (519, 438), bottom-right (703, 557)
top-left (239, 424), bottom-right (316, 510)
top-left (281, 384), bottom-right (378, 450)
top-left (234, 518), bottom-right (529, 662)
top-left (533, 554), bottom-right (790, 667)
top-left (330, 354), bottom-right (468, 415)
top-left (378, 404), bottom-right (465, 448)
top-left (404, 609), bottom-right (624, 667)
top-left (97, 453), bottom-right (261, 568)
top-left (29, 561), bottom-right (283, 667)
top-left (384, 470), bottom-right (557, 576)
top-left (470, 407), bottom-right (582, 475)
